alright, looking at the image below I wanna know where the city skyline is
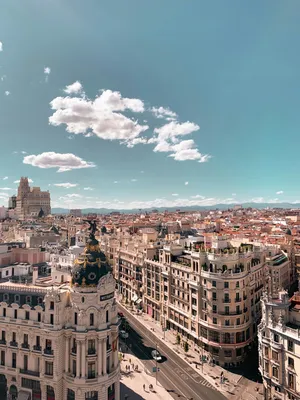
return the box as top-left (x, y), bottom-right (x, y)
top-left (1, 1), bottom-right (300, 210)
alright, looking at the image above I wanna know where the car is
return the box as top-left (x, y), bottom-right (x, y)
top-left (151, 349), bottom-right (162, 361)
top-left (119, 330), bottom-right (129, 339)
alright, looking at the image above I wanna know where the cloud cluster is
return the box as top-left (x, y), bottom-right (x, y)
top-left (0, 42), bottom-right (3, 52)
top-left (23, 152), bottom-right (95, 173)
top-left (49, 88), bottom-right (148, 147)
top-left (44, 67), bottom-right (51, 83)
top-left (49, 82), bottom-right (211, 164)
top-left (14, 179), bottom-right (33, 184)
top-left (276, 191), bottom-right (283, 195)
top-left (53, 182), bottom-right (78, 188)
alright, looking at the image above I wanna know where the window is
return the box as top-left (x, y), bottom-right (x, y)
top-left (288, 373), bottom-right (295, 389)
top-left (14, 295), bottom-right (20, 303)
top-left (12, 332), bottom-right (16, 342)
top-left (274, 334), bottom-right (279, 343)
top-left (212, 292), bottom-right (217, 301)
top-left (3, 294), bottom-right (8, 302)
top-left (74, 312), bottom-right (78, 325)
top-left (272, 351), bottom-right (278, 361)
top-left (45, 361), bottom-right (53, 376)
top-left (72, 360), bottom-right (76, 376)
top-left (236, 282), bottom-right (239, 288)
top-left (224, 282), bottom-right (229, 289)
top-left (3, 308), bottom-right (6, 317)
top-left (212, 281), bottom-right (216, 287)
top-left (0, 350), bottom-right (5, 366)
top-left (24, 334), bottom-right (28, 345)
top-left (38, 312), bottom-right (41, 322)
top-left (46, 339), bottom-right (52, 350)
top-left (85, 392), bottom-right (98, 400)
top-left (36, 336), bottom-right (40, 347)
top-left (50, 314), bottom-right (54, 325)
top-left (67, 389), bottom-right (75, 400)
top-left (213, 317), bottom-right (217, 325)
top-left (38, 297), bottom-right (43, 304)
top-left (236, 318), bottom-right (240, 326)
top-left (25, 311), bottom-right (29, 320)
top-left (225, 320), bottom-right (230, 326)
top-left (90, 313), bottom-right (94, 326)
top-left (14, 310), bottom-right (17, 319)
top-left (106, 310), bottom-right (109, 323)
top-left (225, 306), bottom-right (229, 315)
top-left (88, 362), bottom-right (96, 379)
top-left (50, 301), bottom-right (54, 310)
top-left (213, 305), bottom-right (217, 313)
top-left (264, 361), bottom-right (269, 373)
top-left (272, 366), bottom-right (278, 379)
top-left (82, 297), bottom-right (85, 303)
top-left (288, 340), bottom-right (294, 352)
top-left (24, 355), bottom-right (28, 370)
top-left (264, 347), bottom-right (268, 357)
top-left (1, 331), bottom-right (5, 341)
top-left (88, 340), bottom-right (96, 354)
top-left (12, 352), bottom-right (16, 368)
top-left (26, 296), bottom-right (31, 304)
top-left (288, 357), bottom-right (294, 368)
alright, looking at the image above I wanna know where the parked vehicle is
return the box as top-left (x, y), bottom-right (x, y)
top-left (151, 349), bottom-right (162, 361)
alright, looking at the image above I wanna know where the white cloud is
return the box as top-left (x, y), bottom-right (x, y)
top-left (232, 193), bottom-right (236, 196)
top-left (1, 75), bottom-right (6, 81)
top-left (49, 88), bottom-right (148, 145)
top-left (0, 42), bottom-right (3, 52)
top-left (0, 192), bottom-right (9, 197)
top-left (131, 179), bottom-right (137, 182)
top-left (151, 122), bottom-right (211, 163)
top-left (251, 197), bottom-right (264, 203)
top-left (54, 182), bottom-right (78, 189)
top-left (83, 187), bottom-right (93, 191)
top-left (44, 67), bottom-right (51, 83)
top-left (276, 191), bottom-right (283, 195)
top-left (14, 179), bottom-right (33, 184)
top-left (191, 194), bottom-right (205, 199)
top-left (64, 81), bottom-right (83, 95)
top-left (62, 193), bottom-right (81, 198)
top-left (185, 181), bottom-right (189, 185)
top-left (172, 193), bottom-right (179, 196)
top-left (23, 152), bottom-right (95, 173)
top-left (114, 181), bottom-right (118, 184)
top-left (5, 91), bottom-right (10, 96)
top-left (67, 135), bottom-right (74, 140)
top-left (124, 137), bottom-right (148, 148)
top-left (151, 106), bottom-right (177, 121)
top-left (3, 177), bottom-right (8, 180)
top-left (0, 187), bottom-right (12, 191)
top-left (268, 198), bottom-right (279, 203)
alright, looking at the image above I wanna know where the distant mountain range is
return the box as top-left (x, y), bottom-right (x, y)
top-left (52, 203), bottom-right (300, 215)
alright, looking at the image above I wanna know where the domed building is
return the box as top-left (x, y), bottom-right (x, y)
top-left (0, 229), bottom-right (120, 400)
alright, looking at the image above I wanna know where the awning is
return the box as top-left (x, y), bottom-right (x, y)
top-left (132, 294), bottom-right (138, 302)
top-left (136, 298), bottom-right (142, 304)
top-left (18, 391), bottom-right (30, 400)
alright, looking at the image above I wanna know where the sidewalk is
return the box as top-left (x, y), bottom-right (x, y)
top-left (119, 301), bottom-right (264, 400)
top-left (119, 342), bottom-right (174, 400)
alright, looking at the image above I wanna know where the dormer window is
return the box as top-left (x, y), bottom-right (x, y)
top-left (3, 294), bottom-right (8, 302)
top-left (38, 297), bottom-right (43, 304)
top-left (14, 295), bottom-right (20, 303)
top-left (26, 296), bottom-right (31, 304)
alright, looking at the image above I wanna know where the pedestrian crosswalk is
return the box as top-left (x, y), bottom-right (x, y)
top-left (197, 378), bottom-right (213, 388)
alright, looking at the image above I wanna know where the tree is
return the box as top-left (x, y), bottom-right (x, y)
top-left (101, 226), bottom-right (107, 234)
top-left (176, 334), bottom-right (181, 345)
top-left (184, 341), bottom-right (189, 353)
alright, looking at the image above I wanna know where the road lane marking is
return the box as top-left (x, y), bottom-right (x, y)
top-left (122, 308), bottom-right (207, 400)
top-left (122, 307), bottom-right (217, 394)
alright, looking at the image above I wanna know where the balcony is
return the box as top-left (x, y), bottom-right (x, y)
top-left (21, 343), bottom-right (29, 350)
top-left (44, 348), bottom-right (54, 356)
top-left (222, 299), bottom-right (231, 303)
top-left (33, 345), bottom-right (41, 352)
top-left (10, 341), bottom-right (18, 348)
top-left (235, 298), bottom-right (242, 303)
top-left (255, 284), bottom-right (264, 293)
top-left (20, 369), bottom-right (40, 377)
top-left (0, 340), bottom-right (6, 346)
top-left (87, 348), bottom-right (96, 356)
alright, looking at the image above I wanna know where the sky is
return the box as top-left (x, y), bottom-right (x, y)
top-left (0, 0), bottom-right (300, 210)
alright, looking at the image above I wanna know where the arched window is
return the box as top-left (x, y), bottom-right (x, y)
top-left (3, 294), bottom-right (8, 302)
top-left (90, 313), bottom-right (94, 326)
top-left (85, 392), bottom-right (98, 400)
top-left (26, 296), bottom-right (31, 304)
top-left (14, 295), bottom-right (19, 304)
top-left (46, 385), bottom-right (55, 400)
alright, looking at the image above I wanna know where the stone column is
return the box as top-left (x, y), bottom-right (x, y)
top-left (81, 340), bottom-right (86, 378)
top-left (115, 381), bottom-right (120, 400)
top-left (40, 383), bottom-right (46, 400)
top-left (65, 337), bottom-right (69, 373)
top-left (97, 338), bottom-right (102, 376)
top-left (76, 341), bottom-right (81, 378)
top-left (102, 339), bottom-right (107, 375)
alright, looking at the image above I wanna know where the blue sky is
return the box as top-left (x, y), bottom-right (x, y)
top-left (0, 0), bottom-right (300, 210)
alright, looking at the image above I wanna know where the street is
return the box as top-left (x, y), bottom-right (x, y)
top-left (119, 304), bottom-right (227, 400)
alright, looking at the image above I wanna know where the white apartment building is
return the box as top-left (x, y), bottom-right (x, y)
top-left (0, 233), bottom-right (120, 400)
top-left (258, 290), bottom-right (300, 400)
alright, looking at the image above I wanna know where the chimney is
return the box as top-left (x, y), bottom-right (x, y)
top-left (32, 266), bottom-right (38, 285)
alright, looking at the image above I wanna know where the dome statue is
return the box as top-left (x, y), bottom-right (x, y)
top-left (71, 220), bottom-right (111, 289)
